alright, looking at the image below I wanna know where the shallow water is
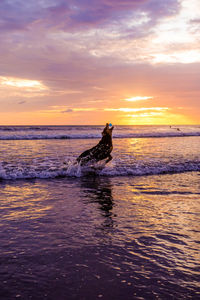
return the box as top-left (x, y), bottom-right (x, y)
top-left (0, 135), bottom-right (200, 179)
top-left (0, 126), bottom-right (200, 299)
top-left (1, 174), bottom-right (200, 299)
top-left (0, 125), bottom-right (200, 140)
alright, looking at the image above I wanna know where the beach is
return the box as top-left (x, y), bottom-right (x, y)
top-left (0, 125), bottom-right (200, 299)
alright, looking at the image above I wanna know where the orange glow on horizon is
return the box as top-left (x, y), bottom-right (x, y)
top-left (0, 108), bottom-right (198, 126)
top-left (104, 107), bottom-right (169, 113)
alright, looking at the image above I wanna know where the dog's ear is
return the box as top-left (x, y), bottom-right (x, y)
top-left (110, 126), bottom-right (114, 131)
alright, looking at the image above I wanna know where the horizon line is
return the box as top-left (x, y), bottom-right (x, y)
top-left (0, 124), bottom-right (199, 126)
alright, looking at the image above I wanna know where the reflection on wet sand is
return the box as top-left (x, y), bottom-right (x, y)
top-left (80, 177), bottom-right (115, 228)
top-left (0, 172), bottom-right (199, 299)
top-left (0, 181), bottom-right (52, 221)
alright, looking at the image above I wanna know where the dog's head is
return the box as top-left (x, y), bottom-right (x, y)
top-left (102, 123), bottom-right (114, 137)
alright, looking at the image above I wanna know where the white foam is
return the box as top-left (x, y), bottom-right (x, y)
top-left (0, 131), bottom-right (200, 140)
top-left (0, 159), bottom-right (200, 180)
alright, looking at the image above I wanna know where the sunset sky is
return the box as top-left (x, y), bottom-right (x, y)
top-left (0, 0), bottom-right (200, 125)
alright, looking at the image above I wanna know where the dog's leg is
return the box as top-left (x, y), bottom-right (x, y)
top-left (77, 149), bottom-right (91, 162)
top-left (105, 154), bottom-right (112, 163)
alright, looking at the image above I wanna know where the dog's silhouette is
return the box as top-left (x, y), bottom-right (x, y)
top-left (77, 123), bottom-right (114, 166)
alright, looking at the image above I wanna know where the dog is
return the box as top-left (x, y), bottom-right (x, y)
top-left (77, 123), bottom-right (114, 166)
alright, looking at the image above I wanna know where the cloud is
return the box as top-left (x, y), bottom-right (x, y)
top-left (62, 108), bottom-right (74, 113)
top-left (0, 0), bottom-right (179, 33)
top-left (0, 0), bottom-right (183, 72)
top-left (190, 18), bottom-right (200, 23)
top-left (0, 0), bottom-right (199, 124)
top-left (124, 96), bottom-right (153, 102)
top-left (61, 107), bottom-right (99, 113)
top-left (18, 100), bottom-right (26, 104)
top-left (104, 107), bottom-right (169, 112)
top-left (0, 76), bottom-right (47, 90)
top-left (0, 0), bottom-right (41, 32)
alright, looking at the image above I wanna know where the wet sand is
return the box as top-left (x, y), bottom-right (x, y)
top-left (1, 172), bottom-right (200, 299)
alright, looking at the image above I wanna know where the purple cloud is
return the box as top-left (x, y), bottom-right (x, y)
top-left (190, 18), bottom-right (200, 24)
top-left (0, 0), bottom-right (40, 31)
top-left (0, 0), bottom-right (179, 32)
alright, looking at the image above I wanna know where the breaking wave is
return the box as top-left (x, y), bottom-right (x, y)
top-left (0, 158), bottom-right (200, 180)
top-left (0, 132), bottom-right (200, 140)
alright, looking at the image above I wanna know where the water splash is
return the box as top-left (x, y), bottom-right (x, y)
top-left (0, 158), bottom-right (200, 180)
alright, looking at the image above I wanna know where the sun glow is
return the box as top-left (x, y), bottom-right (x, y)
top-left (0, 76), bottom-right (47, 90)
top-left (104, 107), bottom-right (168, 112)
top-left (124, 96), bottom-right (153, 102)
top-left (151, 50), bottom-right (200, 64)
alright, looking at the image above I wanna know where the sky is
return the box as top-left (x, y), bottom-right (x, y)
top-left (0, 0), bottom-right (200, 125)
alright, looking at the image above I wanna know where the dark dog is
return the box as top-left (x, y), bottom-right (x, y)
top-left (77, 123), bottom-right (114, 165)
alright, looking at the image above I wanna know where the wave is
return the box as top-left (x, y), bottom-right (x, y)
top-left (0, 126), bottom-right (98, 132)
top-left (0, 132), bottom-right (200, 140)
top-left (0, 126), bottom-right (55, 131)
top-left (0, 159), bottom-right (200, 180)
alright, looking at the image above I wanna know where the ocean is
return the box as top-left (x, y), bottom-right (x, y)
top-left (0, 125), bottom-right (200, 299)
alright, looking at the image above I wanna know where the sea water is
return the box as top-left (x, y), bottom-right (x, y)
top-left (0, 125), bottom-right (200, 299)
